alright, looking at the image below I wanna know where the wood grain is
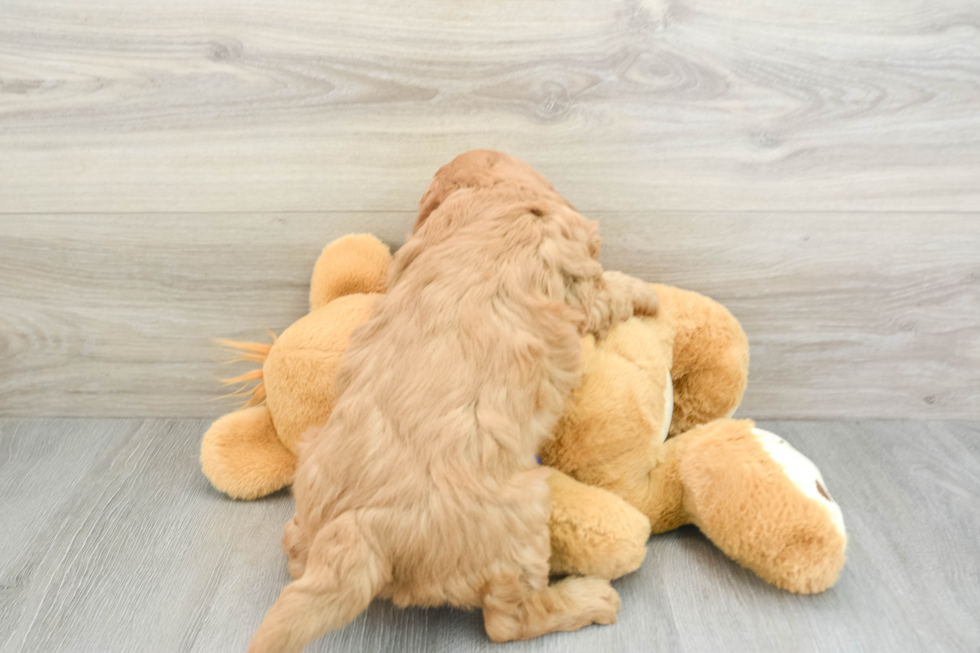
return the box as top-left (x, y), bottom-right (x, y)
top-left (1, 0), bottom-right (979, 214)
top-left (1, 418), bottom-right (977, 652)
top-left (2, 214), bottom-right (977, 419)
top-left (605, 212), bottom-right (980, 419)
top-left (0, 215), bottom-right (410, 417)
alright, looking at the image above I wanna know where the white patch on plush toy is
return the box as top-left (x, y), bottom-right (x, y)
top-left (752, 428), bottom-right (845, 536)
top-left (660, 370), bottom-right (673, 444)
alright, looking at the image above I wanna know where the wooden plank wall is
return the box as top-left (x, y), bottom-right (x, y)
top-left (1, 0), bottom-right (978, 418)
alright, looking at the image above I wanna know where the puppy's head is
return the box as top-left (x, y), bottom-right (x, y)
top-left (390, 150), bottom-right (595, 289)
top-left (415, 150), bottom-right (559, 232)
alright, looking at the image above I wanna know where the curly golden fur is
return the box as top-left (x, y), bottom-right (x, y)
top-left (248, 151), bottom-right (659, 653)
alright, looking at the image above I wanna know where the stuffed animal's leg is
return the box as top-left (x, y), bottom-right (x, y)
top-left (547, 468), bottom-right (650, 580)
top-left (200, 406), bottom-right (296, 500)
top-left (678, 419), bottom-right (847, 593)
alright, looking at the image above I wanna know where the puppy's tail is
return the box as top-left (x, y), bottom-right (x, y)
top-left (248, 515), bottom-right (389, 653)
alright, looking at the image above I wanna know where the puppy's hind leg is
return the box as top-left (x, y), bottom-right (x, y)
top-left (281, 516), bottom-right (309, 580)
top-left (482, 573), bottom-right (620, 642)
top-left (248, 513), bottom-right (390, 653)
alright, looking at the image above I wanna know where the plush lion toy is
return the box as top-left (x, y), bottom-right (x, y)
top-left (201, 152), bottom-right (846, 595)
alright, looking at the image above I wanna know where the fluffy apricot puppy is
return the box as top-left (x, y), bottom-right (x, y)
top-left (248, 151), bottom-right (659, 653)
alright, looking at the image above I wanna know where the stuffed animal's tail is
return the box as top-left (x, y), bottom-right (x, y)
top-left (215, 333), bottom-right (276, 407)
top-left (247, 514), bottom-right (390, 653)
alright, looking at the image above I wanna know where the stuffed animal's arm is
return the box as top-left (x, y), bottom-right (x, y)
top-left (200, 406), bottom-right (296, 499)
top-left (655, 284), bottom-right (749, 436)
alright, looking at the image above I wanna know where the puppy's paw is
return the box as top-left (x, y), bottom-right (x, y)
top-left (559, 576), bottom-right (621, 626)
top-left (630, 281), bottom-right (660, 318)
top-left (584, 578), bottom-right (621, 625)
top-left (602, 271), bottom-right (659, 319)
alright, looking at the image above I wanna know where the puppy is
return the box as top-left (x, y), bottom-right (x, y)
top-left (248, 151), bottom-right (659, 653)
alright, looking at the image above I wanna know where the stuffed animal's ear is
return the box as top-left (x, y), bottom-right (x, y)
top-left (310, 234), bottom-right (391, 311)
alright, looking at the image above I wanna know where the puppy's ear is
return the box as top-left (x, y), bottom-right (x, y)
top-left (387, 237), bottom-right (427, 287)
top-left (415, 150), bottom-right (513, 232)
top-left (416, 176), bottom-right (455, 232)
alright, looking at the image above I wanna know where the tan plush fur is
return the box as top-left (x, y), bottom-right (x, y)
top-left (200, 235), bottom-right (388, 499)
top-left (657, 284), bottom-right (750, 437)
top-left (545, 469), bottom-right (650, 580)
top-left (247, 151), bottom-right (659, 652)
top-left (539, 286), bottom-right (746, 524)
top-left (540, 287), bottom-right (846, 593)
top-left (200, 405), bottom-right (295, 500)
top-left (309, 234), bottom-right (389, 311)
top-left (677, 419), bottom-right (847, 594)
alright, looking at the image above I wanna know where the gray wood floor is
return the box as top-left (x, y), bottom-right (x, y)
top-left (1, 418), bottom-right (977, 652)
